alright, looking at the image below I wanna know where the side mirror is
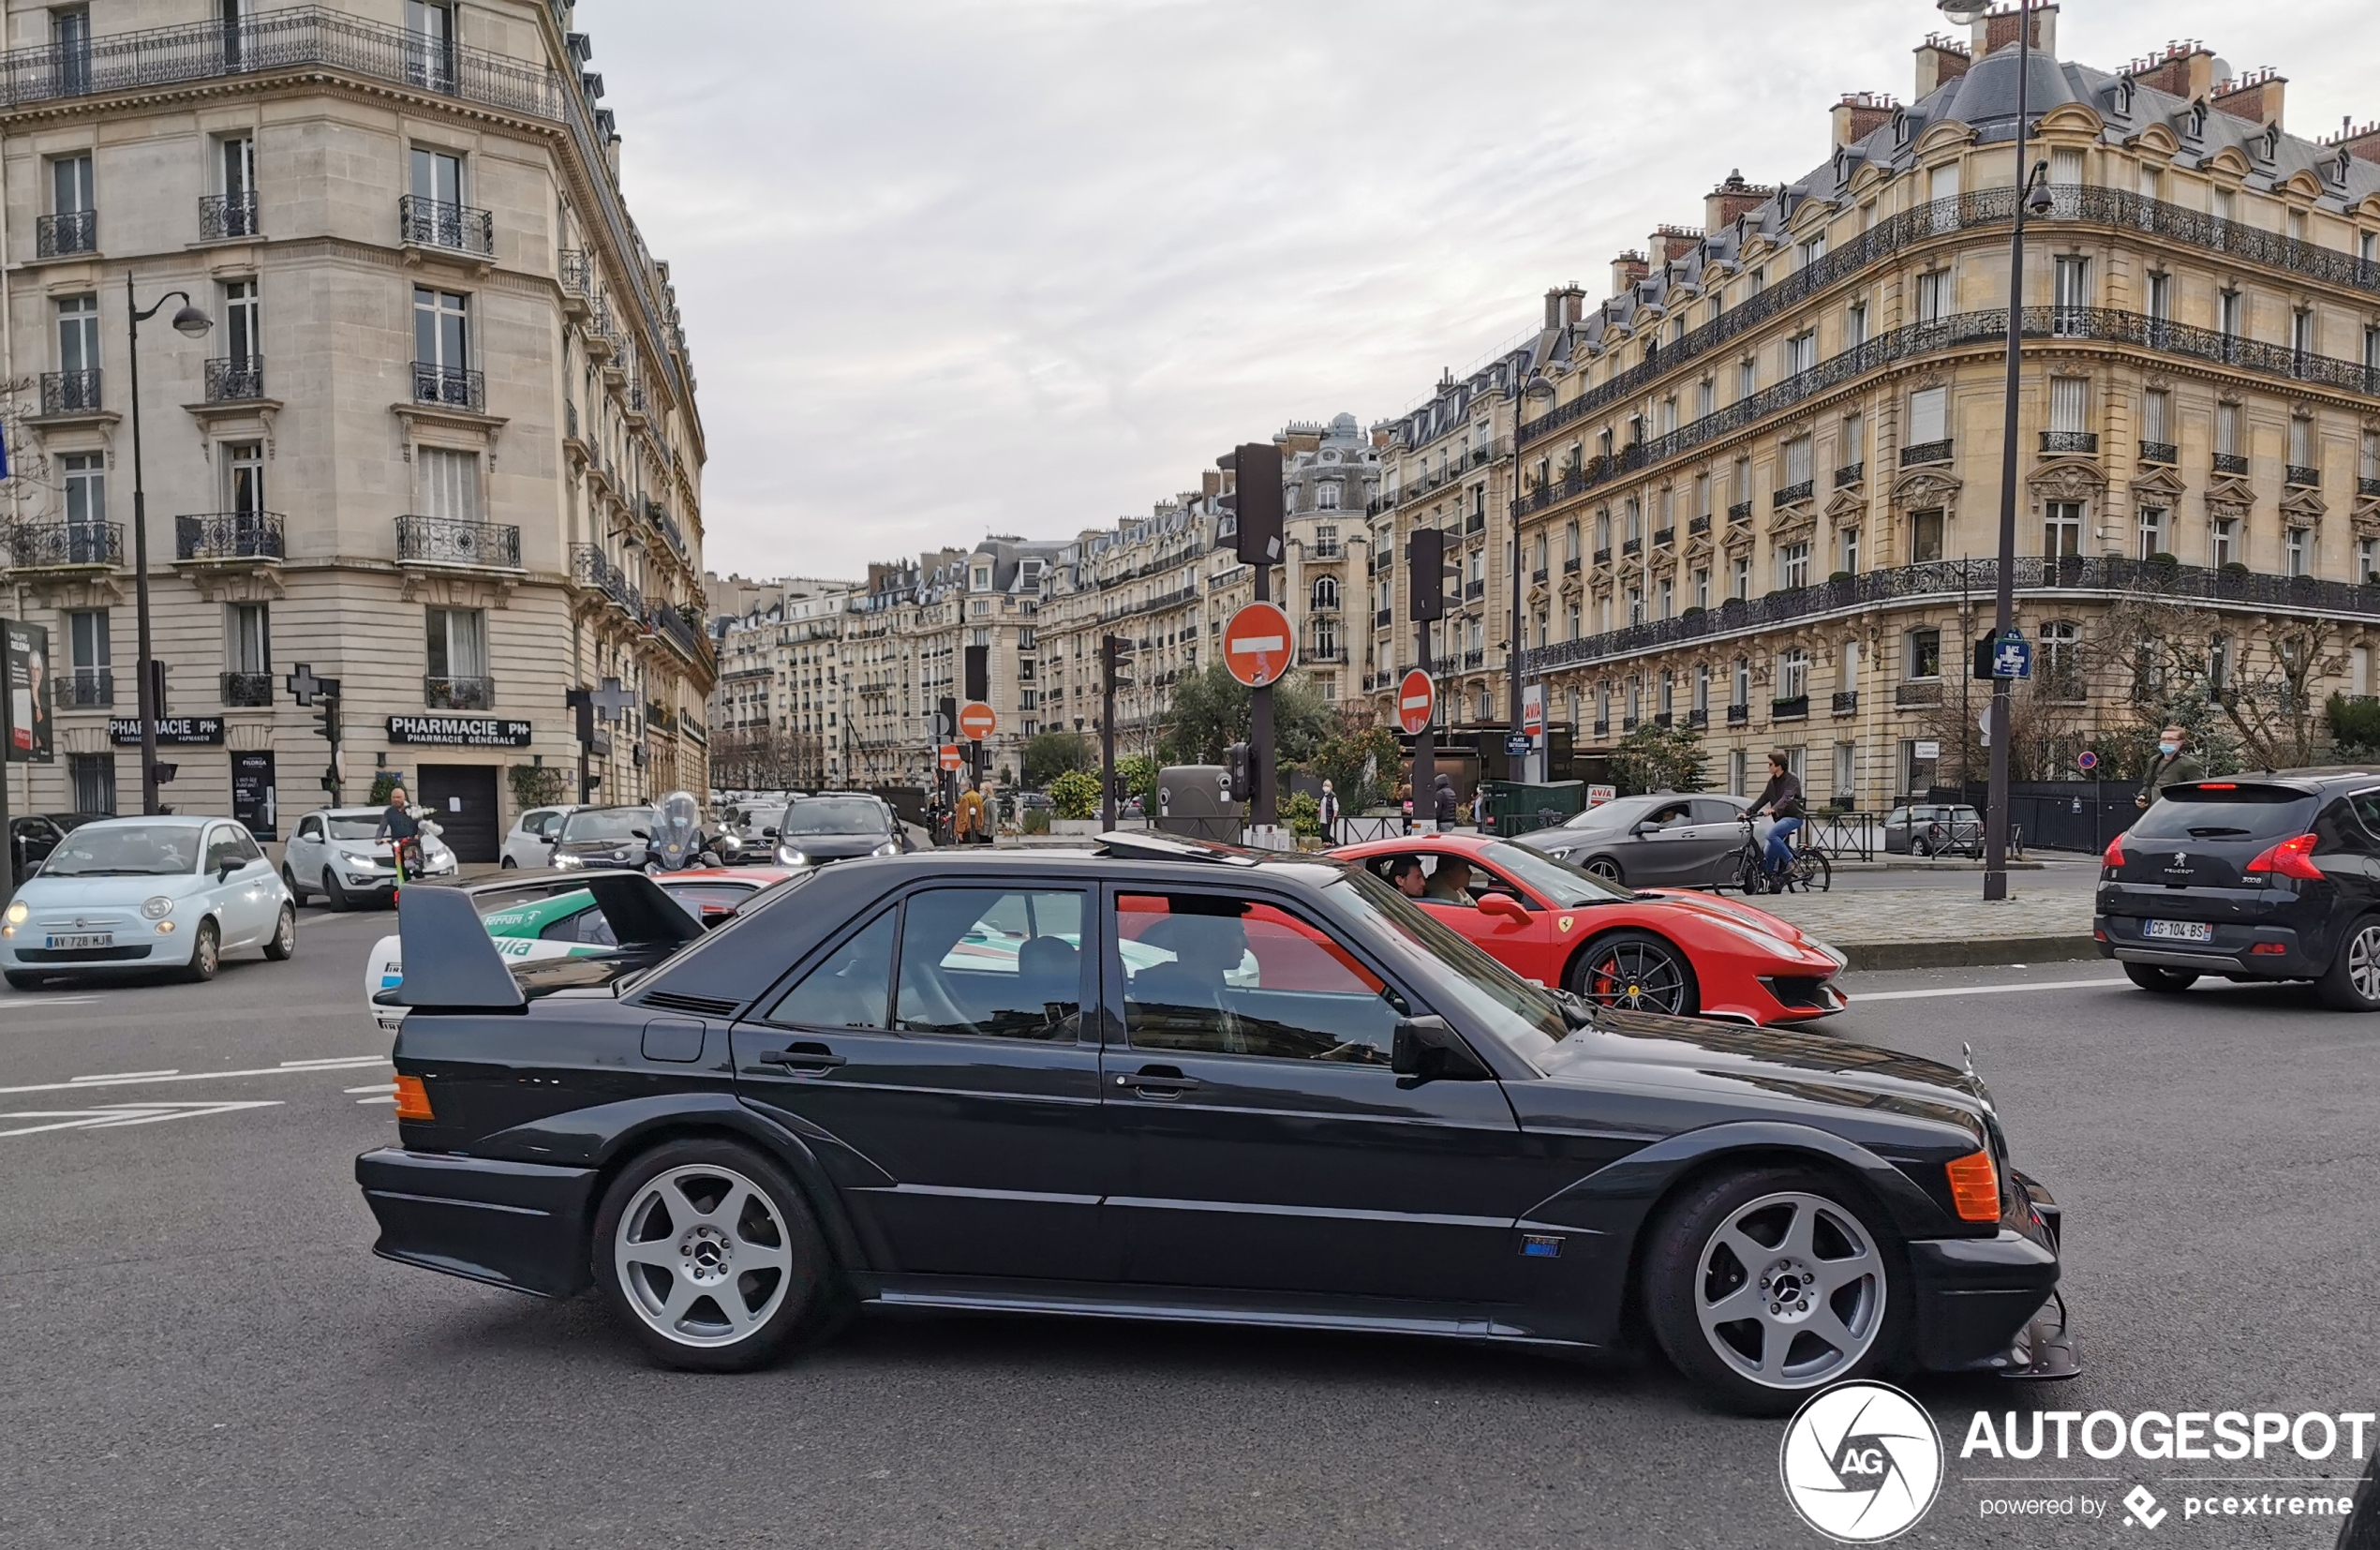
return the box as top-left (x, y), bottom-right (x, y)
top-left (1391, 1015), bottom-right (1491, 1086)
top-left (217, 860), bottom-right (241, 882)
top-left (762, 827), bottom-right (779, 839)
top-left (632, 827), bottom-right (651, 841)
top-left (1478, 892), bottom-right (1530, 925)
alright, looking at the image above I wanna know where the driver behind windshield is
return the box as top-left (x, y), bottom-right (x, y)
top-left (1386, 856), bottom-right (1427, 899)
top-left (1423, 857), bottom-right (1478, 907)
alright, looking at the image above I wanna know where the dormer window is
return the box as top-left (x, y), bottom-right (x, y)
top-left (972, 567), bottom-right (991, 590)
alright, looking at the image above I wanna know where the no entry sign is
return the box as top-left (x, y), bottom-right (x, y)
top-left (958, 700), bottom-right (996, 740)
top-left (1397, 668), bottom-right (1435, 736)
top-left (1223, 602), bottom-right (1295, 688)
top-left (938, 744), bottom-right (964, 771)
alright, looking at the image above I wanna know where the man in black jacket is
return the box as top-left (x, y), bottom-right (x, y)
top-left (1433, 773), bottom-right (1457, 830)
top-left (1747, 753), bottom-right (1804, 882)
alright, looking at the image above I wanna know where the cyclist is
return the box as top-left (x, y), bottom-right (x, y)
top-left (1746, 752), bottom-right (1805, 885)
top-left (377, 783), bottom-right (421, 895)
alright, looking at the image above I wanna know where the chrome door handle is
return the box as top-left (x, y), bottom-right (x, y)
top-left (761, 1043), bottom-right (845, 1072)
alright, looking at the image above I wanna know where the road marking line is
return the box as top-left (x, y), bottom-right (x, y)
top-left (72, 1069), bottom-right (178, 1082)
top-left (0, 1099), bottom-right (283, 1139)
top-left (355, 1095), bottom-right (397, 1105)
top-left (344, 1082), bottom-right (398, 1095)
top-left (280, 1056), bottom-right (381, 1068)
top-left (0, 996), bottom-right (98, 1008)
top-left (0, 1056), bottom-right (386, 1097)
top-left (1852, 976), bottom-right (2126, 1002)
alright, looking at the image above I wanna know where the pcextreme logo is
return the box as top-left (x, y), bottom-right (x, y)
top-left (1779, 1382), bottom-right (1945, 1543)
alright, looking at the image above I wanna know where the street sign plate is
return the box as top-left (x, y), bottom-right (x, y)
top-left (1913, 739), bottom-right (1941, 760)
top-left (1223, 603), bottom-right (1295, 688)
top-left (1505, 734), bottom-right (1531, 756)
top-left (938, 744), bottom-right (963, 772)
top-left (1396, 668), bottom-right (1435, 736)
top-left (958, 700), bottom-right (996, 740)
top-left (1992, 638), bottom-right (2032, 678)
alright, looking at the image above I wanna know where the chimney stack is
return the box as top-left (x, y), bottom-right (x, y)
top-left (2124, 40), bottom-right (2218, 103)
top-left (2211, 66), bottom-right (2286, 131)
top-left (1610, 250), bottom-right (1649, 298)
top-left (1703, 170), bottom-right (1775, 234)
top-left (1831, 91), bottom-right (1899, 148)
top-left (1913, 33), bottom-right (1971, 97)
top-left (1542, 285), bottom-right (1585, 331)
top-left (2326, 119), bottom-right (2380, 166)
top-left (1973, 3), bottom-right (2056, 57)
top-left (1649, 224), bottom-right (1703, 264)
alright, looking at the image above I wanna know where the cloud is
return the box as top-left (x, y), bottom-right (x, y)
top-left (573, 0), bottom-right (2380, 581)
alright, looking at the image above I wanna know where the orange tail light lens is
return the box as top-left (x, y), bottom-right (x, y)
top-left (1944, 1150), bottom-right (2001, 1222)
top-left (2102, 833), bottom-right (2125, 868)
top-left (393, 1074), bottom-right (435, 1123)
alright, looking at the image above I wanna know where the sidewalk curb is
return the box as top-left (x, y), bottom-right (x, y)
top-left (1838, 935), bottom-right (2102, 973)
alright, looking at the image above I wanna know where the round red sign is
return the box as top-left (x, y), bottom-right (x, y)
top-left (938, 744), bottom-right (964, 771)
top-left (1396, 668), bottom-right (1435, 736)
top-left (1222, 603), bottom-right (1295, 689)
top-left (958, 700), bottom-right (996, 740)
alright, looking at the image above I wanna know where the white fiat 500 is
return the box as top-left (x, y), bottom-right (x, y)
top-left (0, 816), bottom-right (295, 989)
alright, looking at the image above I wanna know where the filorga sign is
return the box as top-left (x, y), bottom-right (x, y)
top-left (384, 715), bottom-right (534, 748)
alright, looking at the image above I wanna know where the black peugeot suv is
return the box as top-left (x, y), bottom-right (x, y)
top-left (2097, 771), bottom-right (2380, 1007)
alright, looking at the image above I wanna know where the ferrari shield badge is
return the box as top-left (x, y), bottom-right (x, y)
top-left (1557, 915), bottom-right (1574, 933)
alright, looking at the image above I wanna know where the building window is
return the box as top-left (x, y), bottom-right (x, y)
top-left (227, 603), bottom-right (271, 675)
top-left (1316, 481), bottom-right (1340, 510)
top-left (1846, 299), bottom-right (1868, 347)
top-left (1627, 587), bottom-right (1644, 626)
top-left (2044, 499), bottom-right (2083, 559)
top-left (1908, 385), bottom-right (1947, 447)
top-left (2216, 401), bottom-right (2242, 458)
top-left (1777, 541), bottom-right (1811, 590)
top-left (56, 292), bottom-right (100, 379)
top-left (1785, 331), bottom-right (1816, 376)
top-left (221, 278), bottom-right (260, 377)
top-left (418, 446), bottom-right (480, 521)
top-left (1909, 509), bottom-right (1944, 563)
top-left (412, 285), bottom-right (469, 373)
top-left (1563, 520), bottom-right (1580, 564)
top-left (1310, 575), bottom-right (1337, 610)
top-left (1697, 379), bottom-right (1715, 418)
top-left (1914, 270), bottom-right (1949, 323)
top-left (405, 0), bottom-right (458, 92)
top-left (1693, 665), bottom-right (1710, 714)
top-left (2290, 416), bottom-right (2313, 470)
top-left (67, 607), bottom-right (111, 707)
top-left (2210, 518), bottom-right (2238, 568)
top-left (1565, 602), bottom-right (1580, 639)
top-left (425, 605), bottom-right (487, 681)
top-left (2048, 146), bottom-right (2085, 186)
top-left (1839, 525), bottom-right (1861, 574)
top-left (2142, 388), bottom-right (2170, 449)
top-left (2219, 289), bottom-right (2242, 339)
top-left (1906, 627), bottom-right (1941, 680)
top-left (1778, 648), bottom-right (1807, 699)
top-left (2049, 377), bottom-right (2088, 435)
top-left (2213, 186), bottom-right (2237, 224)
top-left (1731, 555), bottom-right (1750, 601)
top-left (2285, 528), bottom-right (2310, 577)
top-left (223, 440), bottom-right (265, 515)
top-left (1729, 748), bottom-right (1748, 797)
top-left (1692, 566), bottom-right (1710, 610)
top-left (2358, 538), bottom-right (2377, 585)
top-left (1782, 435), bottom-right (1813, 488)
top-left (2147, 272), bottom-right (2171, 322)
top-left (2051, 255), bottom-right (2090, 330)
top-left (64, 452), bottom-right (106, 531)
top-left (1732, 657), bottom-right (1749, 707)
top-left (2138, 506), bottom-right (2167, 559)
top-left (1736, 358), bottom-right (1756, 400)
top-left (1833, 741), bottom-right (1856, 801)
top-left (69, 753), bottom-right (116, 816)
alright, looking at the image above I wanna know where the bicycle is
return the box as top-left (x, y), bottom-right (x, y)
top-left (1731, 812), bottom-right (1832, 894)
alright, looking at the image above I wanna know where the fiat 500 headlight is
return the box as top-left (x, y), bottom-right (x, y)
top-left (5, 901), bottom-right (28, 925)
top-left (141, 896), bottom-right (175, 920)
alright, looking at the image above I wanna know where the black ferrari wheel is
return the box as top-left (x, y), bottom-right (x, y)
top-left (591, 1138), bottom-right (843, 1373)
top-left (1644, 1165), bottom-right (1907, 1415)
top-left (2123, 963), bottom-right (2197, 994)
top-left (1569, 930), bottom-right (1699, 1017)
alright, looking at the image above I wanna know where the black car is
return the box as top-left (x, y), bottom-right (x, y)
top-left (357, 840), bottom-right (2073, 1413)
top-left (10, 812), bottom-right (101, 886)
top-left (770, 793), bottom-right (904, 867)
top-left (2098, 771), bottom-right (2380, 1006)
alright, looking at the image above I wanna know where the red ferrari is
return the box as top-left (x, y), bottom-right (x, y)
top-left (1329, 832), bottom-right (1848, 1025)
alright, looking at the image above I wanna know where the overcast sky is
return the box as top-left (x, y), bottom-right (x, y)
top-left (574, 0), bottom-right (2380, 585)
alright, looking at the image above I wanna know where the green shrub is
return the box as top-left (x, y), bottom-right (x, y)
top-left (2328, 692), bottom-right (2380, 753)
top-left (1048, 769), bottom-right (1102, 821)
top-left (508, 764), bottom-right (570, 810)
top-left (1285, 790), bottom-right (1323, 840)
top-left (368, 772), bottom-right (403, 805)
top-left (1021, 807), bottom-right (1052, 835)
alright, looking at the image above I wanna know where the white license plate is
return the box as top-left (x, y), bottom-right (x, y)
top-left (46, 932), bottom-right (114, 950)
top-left (2143, 919), bottom-right (2214, 943)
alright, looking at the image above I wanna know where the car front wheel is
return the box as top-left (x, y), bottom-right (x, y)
top-left (183, 920), bottom-right (221, 984)
top-left (1582, 856), bottom-right (1624, 886)
top-left (321, 868), bottom-right (352, 912)
top-left (2317, 915), bottom-right (2380, 1011)
top-left (591, 1139), bottom-right (842, 1373)
top-left (2123, 962), bottom-right (2197, 993)
top-left (262, 904), bottom-right (297, 961)
top-left (1569, 930), bottom-right (1699, 1017)
top-left (1645, 1167), bottom-right (1904, 1415)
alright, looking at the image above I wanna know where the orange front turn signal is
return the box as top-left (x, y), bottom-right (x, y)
top-left (393, 1074), bottom-right (435, 1123)
top-left (1944, 1150), bottom-right (2001, 1222)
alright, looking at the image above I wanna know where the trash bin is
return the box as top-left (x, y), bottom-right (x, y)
top-left (1484, 780), bottom-right (1584, 839)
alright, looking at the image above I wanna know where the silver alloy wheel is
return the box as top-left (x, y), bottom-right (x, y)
top-left (1694, 1189), bottom-right (1885, 1389)
top-left (193, 923), bottom-right (219, 976)
top-left (614, 1163), bottom-right (795, 1348)
top-left (274, 907), bottom-right (295, 955)
top-left (2350, 923), bottom-right (2380, 1003)
top-left (1585, 857), bottom-right (1622, 883)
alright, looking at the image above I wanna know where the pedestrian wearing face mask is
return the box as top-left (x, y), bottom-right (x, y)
top-left (2136, 724), bottom-right (2206, 810)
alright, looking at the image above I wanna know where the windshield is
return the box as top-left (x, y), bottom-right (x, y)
top-left (2131, 785), bottom-right (2318, 842)
top-left (784, 798), bottom-right (889, 837)
top-left (1328, 870), bottom-right (1564, 1063)
top-left (1566, 798), bottom-right (1647, 829)
top-left (1479, 842), bottom-right (1634, 905)
top-left (659, 791), bottom-right (700, 830)
top-left (326, 816), bottom-right (383, 841)
top-left (41, 824), bottom-right (202, 876)
top-left (562, 808), bottom-right (650, 843)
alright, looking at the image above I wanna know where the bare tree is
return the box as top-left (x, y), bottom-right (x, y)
top-left (2098, 585), bottom-right (2340, 771)
top-left (709, 727), bottom-right (824, 791)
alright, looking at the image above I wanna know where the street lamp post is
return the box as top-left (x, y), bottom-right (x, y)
top-left (1937, 0), bottom-right (2051, 902)
top-left (124, 276), bottom-right (213, 815)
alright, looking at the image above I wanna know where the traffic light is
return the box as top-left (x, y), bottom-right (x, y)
top-left (1972, 635), bottom-right (1998, 680)
top-left (1408, 527), bottom-right (1446, 621)
top-left (1226, 741), bottom-right (1252, 802)
top-left (1102, 633), bottom-right (1134, 695)
top-left (964, 646), bottom-right (989, 705)
top-left (1232, 442), bottom-right (1283, 566)
top-left (151, 762), bottom-right (177, 786)
top-left (313, 696), bottom-right (341, 744)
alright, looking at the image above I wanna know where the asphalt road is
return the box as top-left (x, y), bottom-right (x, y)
top-left (2, 904), bottom-right (2373, 1548)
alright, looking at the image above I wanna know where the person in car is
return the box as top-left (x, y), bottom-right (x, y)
top-left (1747, 752), bottom-right (1805, 882)
top-left (1423, 857), bottom-right (1478, 906)
top-left (2136, 724), bottom-right (2206, 810)
top-left (1387, 855), bottom-right (1428, 899)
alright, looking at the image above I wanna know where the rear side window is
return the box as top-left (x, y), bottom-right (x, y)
top-left (2130, 785), bottom-right (2319, 842)
top-left (2352, 790), bottom-right (2380, 838)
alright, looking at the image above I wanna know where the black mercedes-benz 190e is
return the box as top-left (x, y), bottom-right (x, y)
top-left (356, 837), bottom-right (2075, 1412)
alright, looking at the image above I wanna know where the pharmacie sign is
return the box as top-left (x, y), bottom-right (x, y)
top-left (384, 715), bottom-right (534, 748)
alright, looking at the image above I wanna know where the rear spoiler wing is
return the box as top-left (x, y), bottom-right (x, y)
top-left (392, 886), bottom-right (525, 1013)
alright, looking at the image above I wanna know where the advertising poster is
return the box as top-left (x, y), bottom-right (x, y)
top-left (6, 619), bottom-right (52, 764)
top-left (231, 750), bottom-right (277, 840)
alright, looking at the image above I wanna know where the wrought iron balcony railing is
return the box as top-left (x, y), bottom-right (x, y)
top-left (6, 521), bottom-right (121, 569)
top-left (65, 668), bottom-right (114, 708)
top-left (424, 675), bottom-right (495, 710)
top-left (411, 361), bottom-right (484, 411)
top-left (2041, 430), bottom-right (2099, 455)
top-left (395, 514), bottom-right (520, 569)
top-left (2287, 464), bottom-right (2321, 488)
top-left (1773, 480), bottom-right (1815, 508)
top-left (221, 671), bottom-right (274, 708)
top-left (1727, 500), bottom-right (1752, 523)
top-left (1897, 681), bottom-right (1945, 708)
top-left (1593, 547), bottom-right (1613, 565)
top-left (1688, 707), bottom-right (1708, 727)
top-left (1524, 555), bottom-right (2380, 676)
top-left (2213, 453), bottom-right (2250, 476)
top-left (1901, 440), bottom-right (1954, 467)
top-left (36, 208), bottom-right (97, 257)
top-left (1688, 515), bottom-right (1711, 537)
top-left (1726, 704), bottom-right (1749, 724)
top-left (1832, 690), bottom-right (1860, 715)
top-left (1653, 527), bottom-right (1675, 547)
top-left (2140, 440), bottom-right (2178, 466)
top-left (175, 511), bottom-right (284, 561)
top-left (199, 191), bottom-right (258, 240)
top-left (1835, 461), bottom-right (1866, 487)
top-left (558, 247), bottom-right (592, 299)
top-left (39, 368), bottom-right (100, 415)
top-left (1771, 694), bottom-right (1809, 721)
top-left (204, 355), bottom-right (265, 401)
top-left (397, 194), bottom-right (493, 256)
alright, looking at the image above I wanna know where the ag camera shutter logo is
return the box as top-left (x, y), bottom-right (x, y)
top-left (1778, 1381), bottom-right (1943, 1542)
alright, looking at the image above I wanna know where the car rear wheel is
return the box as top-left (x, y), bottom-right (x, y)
top-left (1645, 1167), bottom-right (1903, 1415)
top-left (500, 856), bottom-right (517, 870)
top-left (1569, 930), bottom-right (1699, 1017)
top-left (2316, 916), bottom-right (2380, 1012)
top-left (2123, 963), bottom-right (2197, 993)
top-left (183, 920), bottom-right (220, 984)
top-left (262, 904), bottom-right (297, 961)
top-left (1582, 856), bottom-right (1625, 886)
top-left (592, 1139), bottom-right (842, 1373)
